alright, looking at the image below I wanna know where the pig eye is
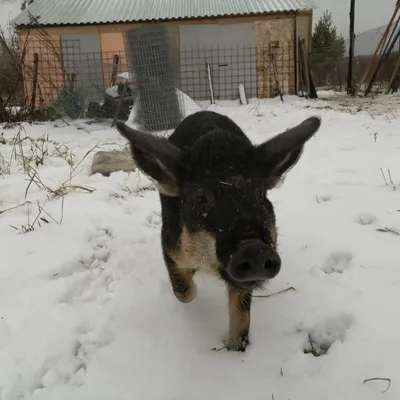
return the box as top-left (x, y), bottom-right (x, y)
top-left (198, 194), bottom-right (208, 204)
top-left (195, 189), bottom-right (214, 208)
top-left (255, 185), bottom-right (265, 197)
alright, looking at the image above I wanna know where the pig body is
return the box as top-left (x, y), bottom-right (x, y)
top-left (116, 110), bottom-right (321, 351)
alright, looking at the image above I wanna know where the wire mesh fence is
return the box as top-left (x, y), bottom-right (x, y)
top-left (124, 25), bottom-right (182, 131)
top-left (27, 44), bottom-right (294, 102)
top-left (3, 22), bottom-right (400, 126)
top-left (1, 28), bottom-right (296, 126)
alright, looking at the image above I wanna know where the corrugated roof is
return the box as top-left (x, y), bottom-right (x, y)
top-left (11, 0), bottom-right (314, 27)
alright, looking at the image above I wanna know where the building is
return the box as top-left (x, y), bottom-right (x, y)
top-left (12, 0), bottom-right (315, 108)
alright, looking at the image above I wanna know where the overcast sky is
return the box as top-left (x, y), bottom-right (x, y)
top-left (313, 0), bottom-right (397, 37)
top-left (0, 0), bottom-right (398, 38)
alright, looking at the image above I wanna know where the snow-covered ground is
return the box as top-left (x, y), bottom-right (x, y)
top-left (1, 94), bottom-right (400, 400)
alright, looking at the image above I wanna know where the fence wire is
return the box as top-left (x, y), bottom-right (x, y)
top-left (4, 31), bottom-right (399, 126)
top-left (124, 25), bottom-right (182, 131)
top-left (0, 33), bottom-right (297, 126)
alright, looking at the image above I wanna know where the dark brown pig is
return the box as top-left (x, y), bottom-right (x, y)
top-left (116, 110), bottom-right (321, 351)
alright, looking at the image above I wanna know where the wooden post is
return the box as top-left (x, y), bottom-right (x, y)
top-left (386, 53), bottom-right (400, 93)
top-left (347, 0), bottom-right (356, 95)
top-left (30, 53), bottom-right (39, 110)
top-left (0, 95), bottom-right (7, 122)
top-left (111, 54), bottom-right (119, 87)
top-left (365, 26), bottom-right (400, 95)
top-left (298, 38), bottom-right (305, 97)
top-left (354, 2), bottom-right (400, 95)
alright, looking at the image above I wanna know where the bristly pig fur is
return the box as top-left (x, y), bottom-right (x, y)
top-left (116, 110), bottom-right (321, 352)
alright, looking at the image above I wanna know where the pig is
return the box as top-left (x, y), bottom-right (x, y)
top-left (116, 110), bottom-right (321, 352)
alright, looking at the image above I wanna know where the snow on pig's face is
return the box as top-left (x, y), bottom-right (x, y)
top-left (116, 114), bottom-right (321, 292)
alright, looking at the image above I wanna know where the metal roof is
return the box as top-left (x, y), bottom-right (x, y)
top-left (12, 0), bottom-right (314, 27)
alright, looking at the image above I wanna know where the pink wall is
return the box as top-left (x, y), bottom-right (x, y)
top-left (100, 33), bottom-right (128, 87)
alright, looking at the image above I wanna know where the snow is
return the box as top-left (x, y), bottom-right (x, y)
top-left (1, 93), bottom-right (400, 399)
top-left (238, 84), bottom-right (248, 106)
top-left (117, 71), bottom-right (134, 82)
top-left (105, 85), bottom-right (120, 98)
top-left (128, 88), bottom-right (202, 126)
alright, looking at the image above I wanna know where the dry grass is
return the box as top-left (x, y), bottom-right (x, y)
top-left (6, 124), bottom-right (77, 171)
top-left (0, 201), bottom-right (30, 216)
top-left (1, 130), bottom-right (101, 232)
top-left (23, 143), bottom-right (100, 201)
top-left (110, 167), bottom-right (155, 200)
top-left (363, 377), bottom-right (392, 393)
top-left (376, 227), bottom-right (400, 236)
top-left (380, 168), bottom-right (397, 191)
top-left (9, 197), bottom-right (64, 234)
top-left (0, 126), bottom-right (101, 201)
top-left (252, 286), bottom-right (296, 298)
top-left (24, 166), bottom-right (95, 200)
top-left (0, 152), bottom-right (11, 176)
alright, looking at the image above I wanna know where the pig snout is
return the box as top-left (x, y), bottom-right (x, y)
top-left (227, 240), bottom-right (281, 282)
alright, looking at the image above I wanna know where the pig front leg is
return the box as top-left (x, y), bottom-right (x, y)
top-left (225, 286), bottom-right (252, 351)
top-left (163, 250), bottom-right (197, 303)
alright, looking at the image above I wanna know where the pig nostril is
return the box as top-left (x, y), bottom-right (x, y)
top-left (237, 262), bottom-right (251, 272)
top-left (264, 259), bottom-right (273, 269)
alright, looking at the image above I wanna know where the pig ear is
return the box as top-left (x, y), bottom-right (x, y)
top-left (256, 116), bottom-right (321, 189)
top-left (116, 121), bottom-right (182, 196)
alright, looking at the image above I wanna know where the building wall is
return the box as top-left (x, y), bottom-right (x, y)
top-left (255, 16), bottom-right (295, 98)
top-left (61, 33), bottom-right (104, 105)
top-left (101, 33), bottom-right (127, 87)
top-left (179, 22), bottom-right (257, 100)
top-left (17, 11), bottom-right (312, 105)
top-left (19, 33), bottom-right (64, 107)
top-left (296, 13), bottom-right (312, 53)
top-left (100, 25), bottom-right (180, 88)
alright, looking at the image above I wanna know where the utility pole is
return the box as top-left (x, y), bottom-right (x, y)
top-left (347, 0), bottom-right (356, 95)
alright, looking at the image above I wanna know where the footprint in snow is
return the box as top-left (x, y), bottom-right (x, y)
top-left (355, 213), bottom-right (377, 226)
top-left (145, 211), bottom-right (161, 229)
top-left (316, 193), bottom-right (332, 203)
top-left (300, 314), bottom-right (354, 357)
top-left (51, 229), bottom-right (113, 280)
top-left (47, 229), bottom-right (116, 390)
top-left (32, 327), bottom-right (113, 395)
top-left (57, 228), bottom-right (115, 304)
top-left (80, 228), bottom-right (113, 269)
top-left (321, 251), bottom-right (353, 274)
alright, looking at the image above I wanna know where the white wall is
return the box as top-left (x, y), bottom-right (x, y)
top-left (179, 23), bottom-right (257, 101)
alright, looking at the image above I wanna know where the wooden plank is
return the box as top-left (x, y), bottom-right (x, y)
top-left (300, 39), bottom-right (310, 96)
top-left (30, 53), bottom-right (39, 110)
top-left (347, 0), bottom-right (356, 95)
top-left (110, 54), bottom-right (119, 87)
top-left (386, 54), bottom-right (400, 93)
top-left (354, 3), bottom-right (400, 95)
top-left (365, 25), bottom-right (400, 95)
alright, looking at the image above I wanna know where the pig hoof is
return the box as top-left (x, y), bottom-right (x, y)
top-left (224, 334), bottom-right (250, 352)
top-left (174, 283), bottom-right (197, 303)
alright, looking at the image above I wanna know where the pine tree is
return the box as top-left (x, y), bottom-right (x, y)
top-left (311, 11), bottom-right (345, 85)
top-left (21, 0), bottom-right (34, 10)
